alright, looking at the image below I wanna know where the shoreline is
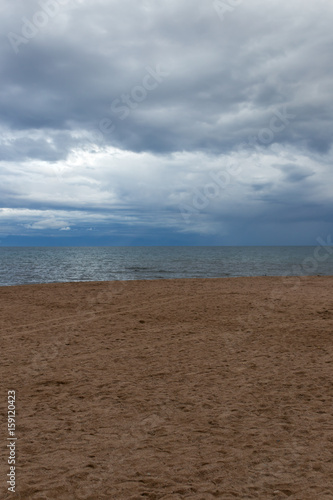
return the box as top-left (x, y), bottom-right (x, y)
top-left (0, 273), bottom-right (332, 288)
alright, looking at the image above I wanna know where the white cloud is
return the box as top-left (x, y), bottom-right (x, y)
top-left (25, 218), bottom-right (70, 230)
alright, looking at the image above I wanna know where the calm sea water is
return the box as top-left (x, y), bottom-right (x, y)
top-left (0, 246), bottom-right (332, 286)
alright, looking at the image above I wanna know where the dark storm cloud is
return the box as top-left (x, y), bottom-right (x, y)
top-left (1, 0), bottom-right (333, 156)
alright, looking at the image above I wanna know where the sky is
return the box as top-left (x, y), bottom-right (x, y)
top-left (1, 0), bottom-right (333, 246)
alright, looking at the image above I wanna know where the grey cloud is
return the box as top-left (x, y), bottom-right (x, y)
top-left (274, 164), bottom-right (314, 183)
top-left (0, 0), bottom-right (332, 156)
top-left (1, 0), bottom-right (333, 244)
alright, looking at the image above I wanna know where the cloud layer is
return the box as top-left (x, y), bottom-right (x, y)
top-left (1, 0), bottom-right (333, 244)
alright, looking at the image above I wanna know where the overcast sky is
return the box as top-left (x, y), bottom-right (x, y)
top-left (1, 0), bottom-right (333, 245)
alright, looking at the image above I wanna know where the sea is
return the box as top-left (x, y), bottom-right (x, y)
top-left (0, 246), bottom-right (332, 287)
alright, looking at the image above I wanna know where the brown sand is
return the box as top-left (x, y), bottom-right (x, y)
top-left (1, 277), bottom-right (333, 499)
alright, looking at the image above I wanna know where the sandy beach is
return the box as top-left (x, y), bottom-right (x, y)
top-left (1, 276), bottom-right (333, 499)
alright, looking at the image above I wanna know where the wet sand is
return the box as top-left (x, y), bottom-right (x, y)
top-left (1, 277), bottom-right (333, 499)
